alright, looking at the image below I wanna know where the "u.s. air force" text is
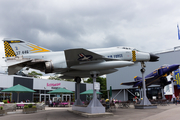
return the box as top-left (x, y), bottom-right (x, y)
top-left (107, 54), bottom-right (123, 58)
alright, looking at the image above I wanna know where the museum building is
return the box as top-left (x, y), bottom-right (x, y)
top-left (0, 74), bottom-right (95, 103)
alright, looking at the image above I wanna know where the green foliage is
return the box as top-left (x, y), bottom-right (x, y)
top-left (85, 77), bottom-right (107, 99)
top-left (3, 100), bottom-right (7, 104)
top-left (48, 75), bottom-right (61, 80)
top-left (32, 106), bottom-right (37, 108)
top-left (28, 104), bottom-right (33, 108)
top-left (48, 75), bottom-right (74, 82)
top-left (0, 106), bottom-right (3, 110)
top-left (72, 93), bottom-right (75, 102)
top-left (28, 71), bottom-right (43, 78)
top-left (64, 79), bottom-right (74, 82)
top-left (24, 105), bottom-right (29, 109)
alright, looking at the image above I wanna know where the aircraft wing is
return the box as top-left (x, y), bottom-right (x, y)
top-left (64, 48), bottom-right (104, 67)
top-left (121, 76), bottom-right (156, 87)
top-left (145, 77), bottom-right (171, 86)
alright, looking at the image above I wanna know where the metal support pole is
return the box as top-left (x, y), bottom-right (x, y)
top-left (87, 71), bottom-right (103, 107)
top-left (140, 62), bottom-right (151, 105)
top-left (124, 89), bottom-right (126, 101)
top-left (40, 94), bottom-right (41, 102)
top-left (139, 89), bottom-right (142, 100)
top-left (161, 87), bottom-right (166, 99)
top-left (113, 89), bottom-right (122, 99)
top-left (171, 76), bottom-right (175, 102)
top-left (17, 92), bottom-right (19, 103)
top-left (107, 91), bottom-right (109, 99)
top-left (126, 89), bottom-right (135, 96)
top-left (74, 77), bottom-right (83, 106)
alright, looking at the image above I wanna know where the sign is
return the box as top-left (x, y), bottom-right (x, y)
top-left (94, 82), bottom-right (100, 90)
top-left (174, 69), bottom-right (180, 89)
top-left (47, 83), bottom-right (61, 87)
top-left (51, 87), bottom-right (61, 89)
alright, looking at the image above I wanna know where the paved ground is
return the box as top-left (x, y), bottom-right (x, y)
top-left (0, 104), bottom-right (180, 120)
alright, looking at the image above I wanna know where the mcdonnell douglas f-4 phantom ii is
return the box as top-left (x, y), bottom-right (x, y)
top-left (3, 38), bottom-right (159, 80)
top-left (121, 64), bottom-right (179, 88)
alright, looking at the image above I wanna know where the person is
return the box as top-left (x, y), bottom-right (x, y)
top-left (67, 100), bottom-right (70, 107)
top-left (111, 99), bottom-right (115, 104)
top-left (49, 99), bottom-right (52, 107)
top-left (135, 96), bottom-right (137, 103)
top-left (176, 96), bottom-right (180, 105)
top-left (7, 99), bottom-right (10, 103)
top-left (105, 99), bottom-right (110, 110)
top-left (172, 94), bottom-right (176, 104)
top-left (133, 97), bottom-right (135, 104)
top-left (133, 96), bottom-right (137, 104)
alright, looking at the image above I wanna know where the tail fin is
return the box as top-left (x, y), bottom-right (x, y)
top-left (3, 38), bottom-right (51, 57)
top-left (134, 76), bottom-right (142, 81)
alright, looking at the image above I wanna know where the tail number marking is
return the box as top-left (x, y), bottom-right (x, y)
top-left (16, 50), bottom-right (29, 55)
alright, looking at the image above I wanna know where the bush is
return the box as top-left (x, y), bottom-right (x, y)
top-left (0, 106), bottom-right (3, 110)
top-left (28, 104), bottom-right (33, 108)
top-left (24, 105), bottom-right (29, 109)
top-left (2, 100), bottom-right (7, 104)
top-left (32, 106), bottom-right (37, 108)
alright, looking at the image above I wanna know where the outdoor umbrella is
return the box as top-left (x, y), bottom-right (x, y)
top-left (1, 84), bottom-right (36, 102)
top-left (48, 88), bottom-right (74, 94)
top-left (110, 86), bottom-right (112, 100)
top-left (48, 88), bottom-right (74, 102)
top-left (80, 89), bottom-right (102, 95)
top-left (80, 89), bottom-right (102, 101)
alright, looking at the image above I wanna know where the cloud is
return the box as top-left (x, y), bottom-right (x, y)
top-left (0, 0), bottom-right (180, 73)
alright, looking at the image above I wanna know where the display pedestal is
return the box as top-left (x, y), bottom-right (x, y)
top-left (72, 71), bottom-right (105, 114)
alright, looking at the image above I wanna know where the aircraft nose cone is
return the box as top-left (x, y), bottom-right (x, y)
top-left (149, 53), bottom-right (159, 61)
top-left (169, 64), bottom-right (179, 71)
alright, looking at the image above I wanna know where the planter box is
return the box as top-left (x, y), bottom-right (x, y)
top-left (3, 103), bottom-right (16, 112)
top-left (23, 108), bottom-right (37, 114)
top-left (0, 110), bottom-right (6, 116)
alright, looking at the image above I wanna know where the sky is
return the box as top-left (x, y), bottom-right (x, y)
top-left (0, 0), bottom-right (180, 73)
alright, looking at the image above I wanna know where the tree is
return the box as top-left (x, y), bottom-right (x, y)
top-left (85, 77), bottom-right (107, 99)
top-left (28, 71), bottom-right (43, 78)
top-left (48, 75), bottom-right (74, 81)
top-left (48, 75), bottom-right (61, 80)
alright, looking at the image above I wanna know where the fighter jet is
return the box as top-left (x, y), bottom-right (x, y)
top-left (121, 64), bottom-right (179, 88)
top-left (2, 38), bottom-right (159, 80)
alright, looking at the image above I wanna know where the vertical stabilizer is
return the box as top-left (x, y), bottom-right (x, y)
top-left (3, 38), bottom-right (51, 57)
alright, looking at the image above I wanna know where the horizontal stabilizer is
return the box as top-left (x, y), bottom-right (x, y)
top-left (3, 57), bottom-right (32, 67)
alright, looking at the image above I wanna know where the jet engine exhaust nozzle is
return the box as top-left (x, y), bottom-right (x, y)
top-left (149, 54), bottom-right (159, 62)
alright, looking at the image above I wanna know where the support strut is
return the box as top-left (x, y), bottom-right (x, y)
top-left (140, 62), bottom-right (151, 105)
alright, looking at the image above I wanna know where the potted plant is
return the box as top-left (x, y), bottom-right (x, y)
top-left (2, 100), bottom-right (7, 104)
top-left (0, 106), bottom-right (6, 116)
top-left (23, 104), bottom-right (37, 114)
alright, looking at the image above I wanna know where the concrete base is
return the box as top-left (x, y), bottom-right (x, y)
top-left (68, 109), bottom-right (113, 118)
top-left (134, 104), bottom-right (157, 109)
top-left (72, 105), bottom-right (105, 114)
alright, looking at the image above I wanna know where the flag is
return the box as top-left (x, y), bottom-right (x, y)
top-left (177, 24), bottom-right (180, 40)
